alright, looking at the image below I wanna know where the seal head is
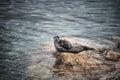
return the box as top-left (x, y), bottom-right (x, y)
top-left (53, 36), bottom-right (60, 42)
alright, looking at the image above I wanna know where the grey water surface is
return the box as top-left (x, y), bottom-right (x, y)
top-left (0, 0), bottom-right (120, 80)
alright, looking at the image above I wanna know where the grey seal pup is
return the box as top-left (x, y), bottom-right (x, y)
top-left (53, 36), bottom-right (94, 53)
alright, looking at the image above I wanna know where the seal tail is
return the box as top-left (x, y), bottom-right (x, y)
top-left (82, 46), bottom-right (95, 50)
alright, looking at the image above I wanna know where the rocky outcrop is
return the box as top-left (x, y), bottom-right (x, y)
top-left (104, 50), bottom-right (120, 61)
top-left (52, 49), bottom-right (120, 80)
top-left (112, 36), bottom-right (120, 49)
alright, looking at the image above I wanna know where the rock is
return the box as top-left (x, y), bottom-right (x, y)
top-left (104, 50), bottom-right (120, 61)
top-left (112, 36), bottom-right (120, 49)
top-left (52, 50), bottom-right (120, 80)
top-left (100, 68), bottom-right (120, 80)
top-left (53, 51), bottom-right (115, 71)
top-left (112, 36), bottom-right (120, 42)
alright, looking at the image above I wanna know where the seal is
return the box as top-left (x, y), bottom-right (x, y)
top-left (53, 36), bottom-right (94, 53)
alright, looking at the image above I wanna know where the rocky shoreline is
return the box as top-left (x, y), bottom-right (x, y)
top-left (52, 37), bottom-right (120, 80)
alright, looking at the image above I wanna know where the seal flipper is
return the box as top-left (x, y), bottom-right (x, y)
top-left (82, 46), bottom-right (95, 50)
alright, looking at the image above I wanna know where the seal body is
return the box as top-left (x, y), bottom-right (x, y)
top-left (58, 39), bottom-right (72, 50)
top-left (53, 36), bottom-right (94, 53)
